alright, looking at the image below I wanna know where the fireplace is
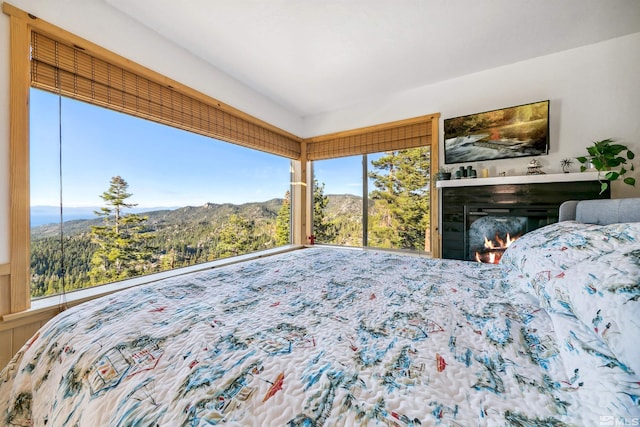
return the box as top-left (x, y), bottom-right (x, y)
top-left (464, 205), bottom-right (558, 263)
top-left (439, 179), bottom-right (608, 261)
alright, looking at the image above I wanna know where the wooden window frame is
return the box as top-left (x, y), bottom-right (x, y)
top-left (307, 116), bottom-right (440, 253)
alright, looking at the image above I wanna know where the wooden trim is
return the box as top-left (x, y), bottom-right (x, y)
top-left (0, 308), bottom-right (58, 332)
top-left (0, 270), bottom-right (10, 316)
top-left (0, 263), bottom-right (10, 276)
top-left (291, 142), bottom-right (309, 245)
top-left (429, 114), bottom-right (441, 257)
top-left (7, 8), bottom-right (31, 313)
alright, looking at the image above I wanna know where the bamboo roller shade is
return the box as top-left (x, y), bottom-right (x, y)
top-left (30, 31), bottom-right (301, 159)
top-left (306, 119), bottom-right (433, 161)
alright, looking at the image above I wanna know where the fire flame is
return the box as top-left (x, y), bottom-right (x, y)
top-left (476, 232), bottom-right (520, 264)
top-left (483, 233), bottom-right (516, 249)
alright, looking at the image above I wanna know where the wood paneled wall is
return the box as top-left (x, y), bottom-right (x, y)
top-left (0, 307), bottom-right (61, 370)
top-left (1, 263), bottom-right (59, 369)
top-left (1, 262), bottom-right (51, 368)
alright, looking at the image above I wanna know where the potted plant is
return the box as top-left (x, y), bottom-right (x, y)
top-left (435, 166), bottom-right (452, 180)
top-left (576, 138), bottom-right (635, 194)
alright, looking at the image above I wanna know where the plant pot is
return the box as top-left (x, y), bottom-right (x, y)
top-left (582, 157), bottom-right (595, 171)
top-left (437, 172), bottom-right (452, 180)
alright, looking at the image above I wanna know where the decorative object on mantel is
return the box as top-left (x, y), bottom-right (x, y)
top-left (526, 158), bottom-right (545, 175)
top-left (455, 165), bottom-right (477, 179)
top-left (560, 158), bottom-right (573, 173)
top-left (576, 138), bottom-right (636, 194)
top-left (435, 166), bottom-right (452, 180)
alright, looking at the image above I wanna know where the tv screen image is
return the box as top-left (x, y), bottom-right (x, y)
top-left (444, 100), bottom-right (549, 164)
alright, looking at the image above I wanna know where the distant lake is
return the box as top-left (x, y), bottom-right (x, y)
top-left (30, 206), bottom-right (176, 227)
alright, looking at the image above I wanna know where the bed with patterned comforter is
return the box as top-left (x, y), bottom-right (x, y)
top-left (1, 220), bottom-right (639, 426)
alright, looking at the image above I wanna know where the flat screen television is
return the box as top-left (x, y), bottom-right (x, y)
top-left (443, 100), bottom-right (549, 164)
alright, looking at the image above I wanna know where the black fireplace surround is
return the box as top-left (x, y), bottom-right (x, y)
top-left (441, 181), bottom-right (609, 261)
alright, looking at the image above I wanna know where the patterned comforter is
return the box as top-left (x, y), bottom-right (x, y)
top-left (1, 222), bottom-right (639, 426)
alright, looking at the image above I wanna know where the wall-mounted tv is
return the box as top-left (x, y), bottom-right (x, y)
top-left (443, 100), bottom-right (549, 164)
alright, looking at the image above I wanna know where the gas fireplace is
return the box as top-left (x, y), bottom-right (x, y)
top-left (440, 179), bottom-right (608, 261)
top-left (464, 205), bottom-right (558, 263)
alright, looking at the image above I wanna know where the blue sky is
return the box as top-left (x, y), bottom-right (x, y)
top-left (30, 89), bottom-right (366, 210)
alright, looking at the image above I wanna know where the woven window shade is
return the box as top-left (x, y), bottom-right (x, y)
top-left (306, 119), bottom-right (433, 161)
top-left (30, 31), bottom-right (301, 159)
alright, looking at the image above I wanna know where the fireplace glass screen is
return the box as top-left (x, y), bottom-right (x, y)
top-left (464, 205), bottom-right (558, 263)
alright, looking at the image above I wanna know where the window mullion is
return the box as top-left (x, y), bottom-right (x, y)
top-left (362, 154), bottom-right (368, 247)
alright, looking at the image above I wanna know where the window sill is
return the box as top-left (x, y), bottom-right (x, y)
top-left (1, 245), bottom-right (304, 324)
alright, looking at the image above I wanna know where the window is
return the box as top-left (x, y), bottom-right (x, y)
top-left (367, 148), bottom-right (431, 251)
top-left (312, 156), bottom-right (363, 246)
top-left (312, 146), bottom-right (431, 252)
top-left (30, 89), bottom-right (292, 298)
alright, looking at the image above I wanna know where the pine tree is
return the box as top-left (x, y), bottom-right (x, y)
top-left (89, 176), bottom-right (156, 284)
top-left (312, 179), bottom-right (336, 243)
top-left (368, 147), bottom-right (431, 250)
top-left (216, 214), bottom-right (257, 258)
top-left (275, 190), bottom-right (291, 245)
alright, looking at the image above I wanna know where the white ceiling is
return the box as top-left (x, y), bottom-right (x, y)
top-left (104, 0), bottom-right (640, 118)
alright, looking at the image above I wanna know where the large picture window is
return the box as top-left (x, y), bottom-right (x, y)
top-left (30, 89), bottom-right (292, 298)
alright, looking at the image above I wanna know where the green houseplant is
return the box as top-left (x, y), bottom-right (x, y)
top-left (577, 138), bottom-right (635, 194)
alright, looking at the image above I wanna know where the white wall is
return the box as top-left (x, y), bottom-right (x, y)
top-left (304, 32), bottom-right (640, 199)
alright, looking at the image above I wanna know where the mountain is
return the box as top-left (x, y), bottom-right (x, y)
top-left (325, 194), bottom-right (364, 220)
top-left (29, 195), bottom-right (364, 297)
top-left (31, 195), bottom-right (361, 239)
top-left (31, 198), bottom-right (287, 239)
top-left (30, 205), bottom-right (179, 227)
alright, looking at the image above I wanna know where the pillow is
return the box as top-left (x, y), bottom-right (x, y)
top-left (501, 221), bottom-right (640, 294)
top-left (501, 221), bottom-right (640, 374)
top-left (542, 248), bottom-right (640, 376)
top-left (548, 311), bottom-right (640, 418)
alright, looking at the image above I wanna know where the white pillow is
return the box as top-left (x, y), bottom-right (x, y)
top-left (548, 311), bottom-right (640, 418)
top-left (501, 221), bottom-right (640, 294)
top-left (501, 220), bottom-right (640, 375)
top-left (543, 248), bottom-right (640, 376)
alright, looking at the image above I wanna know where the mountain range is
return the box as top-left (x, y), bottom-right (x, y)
top-left (31, 194), bottom-right (363, 239)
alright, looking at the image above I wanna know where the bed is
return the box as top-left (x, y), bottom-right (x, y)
top-left (1, 199), bottom-right (639, 426)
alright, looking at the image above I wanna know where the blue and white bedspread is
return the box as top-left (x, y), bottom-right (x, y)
top-left (1, 224), bottom-right (639, 426)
